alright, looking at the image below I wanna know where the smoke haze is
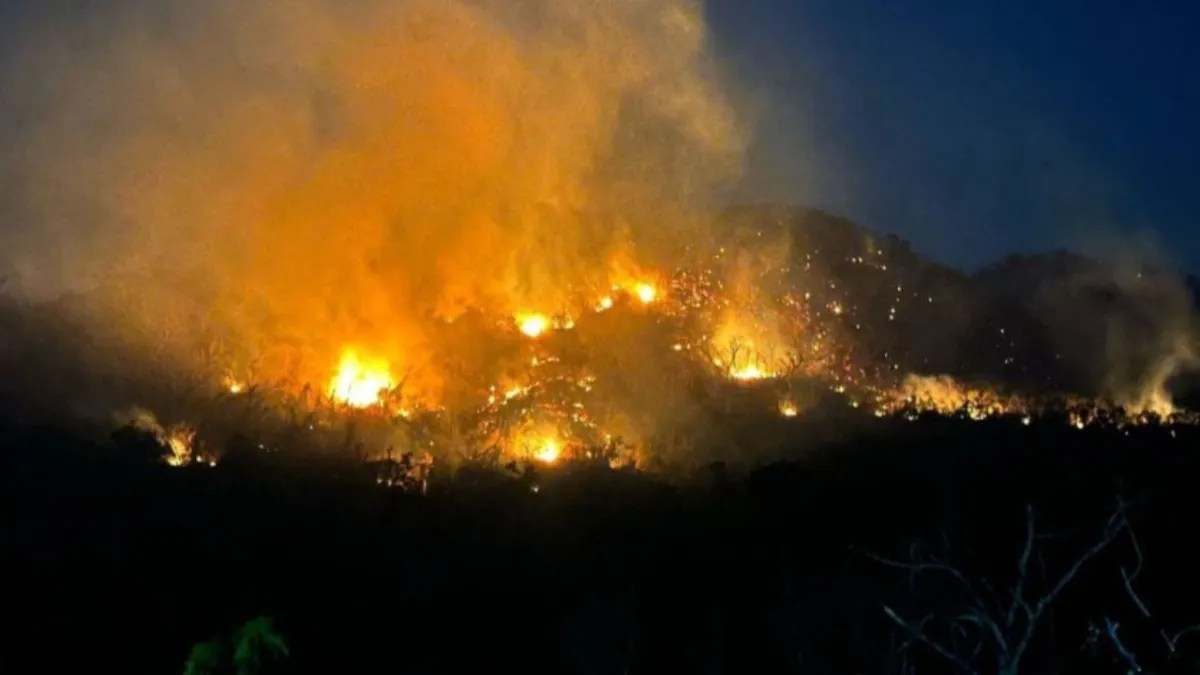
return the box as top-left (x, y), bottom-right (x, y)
top-left (0, 0), bottom-right (1196, 465)
top-left (0, 0), bottom-right (744, 393)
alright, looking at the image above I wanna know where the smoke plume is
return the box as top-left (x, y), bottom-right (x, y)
top-left (0, 0), bottom-right (745, 396)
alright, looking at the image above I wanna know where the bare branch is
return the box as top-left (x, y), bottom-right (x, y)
top-left (1009, 503), bottom-right (1130, 672)
top-left (1103, 618), bottom-right (1143, 674)
top-left (873, 501), bottom-right (1132, 675)
top-left (863, 552), bottom-right (973, 591)
top-left (1094, 505), bottom-right (1200, 662)
top-left (883, 606), bottom-right (975, 674)
top-left (1120, 568), bottom-right (1152, 620)
top-left (1163, 625), bottom-right (1200, 654)
top-left (1120, 526), bottom-right (1152, 619)
top-left (1125, 524), bottom-right (1145, 581)
top-left (954, 612), bottom-right (1007, 658)
top-left (1006, 503), bottom-right (1036, 628)
top-left (1037, 504), bottom-right (1129, 615)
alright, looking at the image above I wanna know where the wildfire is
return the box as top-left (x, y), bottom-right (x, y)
top-left (24, 0), bottom-right (1200, 484)
top-left (329, 351), bottom-right (393, 408)
top-left (533, 438), bottom-right (561, 464)
top-left (516, 313), bottom-right (550, 338)
top-left (884, 374), bottom-right (1026, 421)
top-left (730, 364), bottom-right (773, 381)
top-left (634, 282), bottom-right (657, 304)
top-left (164, 425), bottom-right (196, 467)
top-left (126, 242), bottom-right (1200, 473)
top-left (223, 375), bottom-right (246, 394)
top-left (1122, 387), bottom-right (1177, 419)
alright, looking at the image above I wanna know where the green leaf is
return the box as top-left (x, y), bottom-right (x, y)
top-left (182, 640), bottom-right (223, 675)
top-left (232, 617), bottom-right (290, 675)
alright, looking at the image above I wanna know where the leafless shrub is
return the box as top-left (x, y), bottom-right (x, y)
top-left (867, 500), bottom-right (1130, 675)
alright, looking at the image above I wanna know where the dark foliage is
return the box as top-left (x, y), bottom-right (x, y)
top-left (4, 414), bottom-right (1200, 674)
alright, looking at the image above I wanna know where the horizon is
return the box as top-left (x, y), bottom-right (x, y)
top-left (716, 202), bottom-right (1200, 280)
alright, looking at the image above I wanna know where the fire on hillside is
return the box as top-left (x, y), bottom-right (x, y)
top-left (123, 235), bottom-right (1197, 477)
top-left (0, 2), bottom-right (1194, 479)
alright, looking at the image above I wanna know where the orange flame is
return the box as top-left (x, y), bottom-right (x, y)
top-left (329, 351), bottom-right (393, 408)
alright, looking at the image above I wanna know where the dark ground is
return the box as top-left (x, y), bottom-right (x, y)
top-left (5, 413), bottom-right (1200, 675)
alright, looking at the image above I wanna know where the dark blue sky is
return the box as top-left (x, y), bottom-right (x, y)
top-left (706, 0), bottom-right (1199, 271)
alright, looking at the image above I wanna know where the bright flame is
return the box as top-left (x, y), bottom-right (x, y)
top-left (516, 314), bottom-right (550, 338)
top-left (634, 283), bottom-right (657, 304)
top-left (164, 426), bottom-right (196, 467)
top-left (730, 364), bottom-right (772, 381)
top-left (533, 438), bottom-right (561, 464)
top-left (329, 351), bottom-right (393, 408)
top-left (888, 374), bottom-right (1023, 421)
top-left (221, 374), bottom-right (246, 394)
top-left (778, 400), bottom-right (799, 417)
top-left (596, 296), bottom-right (615, 312)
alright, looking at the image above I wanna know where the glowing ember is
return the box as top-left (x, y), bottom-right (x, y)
top-left (596, 296), bottom-right (615, 312)
top-left (634, 283), bottom-right (657, 304)
top-left (516, 314), bottom-right (550, 338)
top-left (778, 400), bottom-right (799, 417)
top-left (533, 438), bottom-right (561, 464)
top-left (329, 351), bottom-right (393, 408)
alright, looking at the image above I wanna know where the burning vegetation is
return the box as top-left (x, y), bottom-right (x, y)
top-left (75, 218), bottom-right (1200, 475)
top-left (0, 1), bottom-right (1196, 476)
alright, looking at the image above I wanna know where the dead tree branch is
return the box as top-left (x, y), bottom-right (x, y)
top-left (882, 607), bottom-right (975, 673)
top-left (869, 500), bottom-right (1130, 675)
top-left (1111, 526), bottom-right (1200, 659)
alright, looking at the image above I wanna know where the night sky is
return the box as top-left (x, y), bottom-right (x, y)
top-left (706, 0), bottom-right (1199, 271)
